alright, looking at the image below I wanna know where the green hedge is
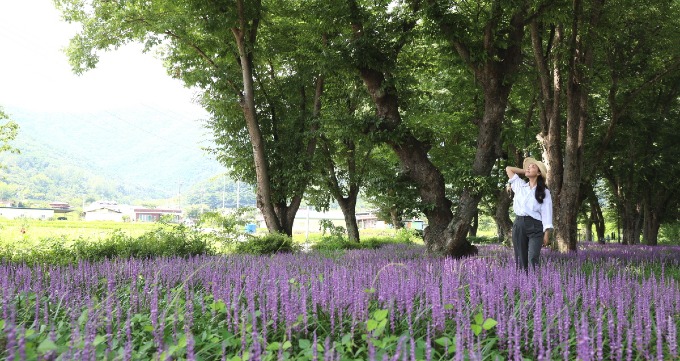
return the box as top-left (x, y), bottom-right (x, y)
top-left (233, 233), bottom-right (300, 255)
top-left (0, 223), bottom-right (214, 265)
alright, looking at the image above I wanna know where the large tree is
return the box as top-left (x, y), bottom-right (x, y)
top-left (56, 0), bottom-right (325, 235)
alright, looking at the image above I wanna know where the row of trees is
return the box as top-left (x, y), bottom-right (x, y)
top-left (55, 0), bottom-right (680, 255)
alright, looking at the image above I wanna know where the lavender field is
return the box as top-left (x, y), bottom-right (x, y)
top-left (1, 243), bottom-right (678, 360)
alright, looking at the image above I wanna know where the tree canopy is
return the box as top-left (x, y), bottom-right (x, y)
top-left (55, 0), bottom-right (680, 253)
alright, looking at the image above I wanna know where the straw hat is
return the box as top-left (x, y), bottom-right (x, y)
top-left (523, 157), bottom-right (547, 180)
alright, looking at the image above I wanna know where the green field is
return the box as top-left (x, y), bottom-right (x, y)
top-left (0, 219), bottom-right (157, 246)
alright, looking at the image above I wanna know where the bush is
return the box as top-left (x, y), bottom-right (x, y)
top-left (0, 224), bottom-right (214, 265)
top-left (233, 233), bottom-right (299, 255)
top-left (659, 222), bottom-right (680, 245)
top-left (311, 235), bottom-right (363, 252)
top-left (311, 229), bottom-right (417, 252)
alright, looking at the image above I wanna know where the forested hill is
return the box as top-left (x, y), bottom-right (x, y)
top-left (0, 106), bottom-right (225, 205)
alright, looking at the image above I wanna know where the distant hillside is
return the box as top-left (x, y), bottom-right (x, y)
top-left (0, 105), bottom-right (256, 207)
top-left (3, 106), bottom-right (224, 197)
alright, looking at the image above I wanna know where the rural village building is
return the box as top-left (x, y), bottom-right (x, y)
top-left (0, 201), bottom-right (75, 220)
top-left (253, 209), bottom-right (422, 232)
top-left (83, 201), bottom-right (182, 222)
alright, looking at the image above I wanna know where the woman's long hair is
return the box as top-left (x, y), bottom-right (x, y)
top-left (535, 176), bottom-right (547, 204)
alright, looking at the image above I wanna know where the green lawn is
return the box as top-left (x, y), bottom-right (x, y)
top-left (0, 219), bottom-right (157, 246)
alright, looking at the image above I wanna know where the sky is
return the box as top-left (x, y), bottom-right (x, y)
top-left (0, 0), bottom-right (207, 114)
top-left (0, 0), bottom-right (223, 196)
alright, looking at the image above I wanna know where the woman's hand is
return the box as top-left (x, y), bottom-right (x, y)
top-left (543, 230), bottom-right (550, 247)
top-left (506, 166), bottom-right (525, 179)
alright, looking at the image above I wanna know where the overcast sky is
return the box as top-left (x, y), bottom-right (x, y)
top-left (0, 0), bottom-right (206, 115)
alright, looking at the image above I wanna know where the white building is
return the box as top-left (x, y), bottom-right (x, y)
top-left (0, 207), bottom-right (55, 220)
top-left (83, 201), bottom-right (182, 222)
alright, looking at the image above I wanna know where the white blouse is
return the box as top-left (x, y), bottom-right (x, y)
top-left (509, 174), bottom-right (554, 232)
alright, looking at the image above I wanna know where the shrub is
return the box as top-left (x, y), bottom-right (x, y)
top-left (233, 233), bottom-right (299, 255)
top-left (311, 235), bottom-right (362, 252)
top-left (311, 230), bottom-right (417, 252)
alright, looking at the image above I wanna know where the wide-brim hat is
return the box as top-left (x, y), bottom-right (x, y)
top-left (523, 157), bottom-right (547, 180)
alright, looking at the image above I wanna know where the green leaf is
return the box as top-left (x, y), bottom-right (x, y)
top-left (282, 341), bottom-right (292, 350)
top-left (299, 339), bottom-right (311, 349)
top-left (93, 335), bottom-right (106, 346)
top-left (482, 318), bottom-right (498, 330)
top-left (211, 300), bottom-right (227, 313)
top-left (373, 309), bottom-right (388, 321)
top-left (443, 303), bottom-right (454, 310)
top-left (434, 337), bottom-right (451, 346)
top-left (364, 288), bottom-right (376, 294)
top-left (37, 339), bottom-right (58, 353)
top-left (373, 319), bottom-right (387, 337)
top-left (78, 309), bottom-right (88, 325)
top-left (178, 334), bottom-right (187, 348)
top-left (266, 342), bottom-right (281, 351)
top-left (366, 319), bottom-right (378, 332)
top-left (473, 312), bottom-right (484, 325)
top-left (143, 325), bottom-right (154, 332)
top-left (471, 324), bottom-right (482, 336)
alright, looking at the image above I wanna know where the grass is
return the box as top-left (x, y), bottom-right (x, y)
top-left (0, 219), bottom-right (157, 245)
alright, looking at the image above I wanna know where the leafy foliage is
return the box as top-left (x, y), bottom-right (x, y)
top-left (0, 107), bottom-right (18, 156)
top-left (0, 223), bottom-right (213, 265)
top-left (233, 233), bottom-right (300, 255)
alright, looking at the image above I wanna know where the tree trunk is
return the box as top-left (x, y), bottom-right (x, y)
top-left (468, 210), bottom-right (478, 237)
top-left (621, 201), bottom-right (642, 245)
top-left (584, 217), bottom-right (593, 242)
top-left (445, 86), bottom-right (513, 258)
top-left (591, 195), bottom-right (606, 243)
top-left (390, 208), bottom-right (404, 229)
top-left (231, 17), bottom-right (285, 235)
top-left (493, 185), bottom-right (513, 246)
top-left (440, 3), bottom-right (527, 258)
top-left (530, 0), bottom-right (604, 253)
top-left (338, 197), bottom-right (360, 243)
top-left (232, 15), bottom-right (323, 237)
top-left (321, 137), bottom-right (362, 243)
top-left (642, 200), bottom-right (661, 246)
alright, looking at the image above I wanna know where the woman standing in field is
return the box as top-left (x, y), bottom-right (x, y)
top-left (505, 157), bottom-right (553, 270)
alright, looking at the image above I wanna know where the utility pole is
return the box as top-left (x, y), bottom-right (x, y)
top-left (236, 180), bottom-right (240, 209)
top-left (222, 173), bottom-right (226, 211)
top-left (178, 181), bottom-right (183, 219)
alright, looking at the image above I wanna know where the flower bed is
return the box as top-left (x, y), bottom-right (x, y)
top-left (0, 243), bottom-right (678, 360)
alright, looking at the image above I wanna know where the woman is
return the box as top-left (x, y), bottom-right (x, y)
top-left (505, 157), bottom-right (553, 270)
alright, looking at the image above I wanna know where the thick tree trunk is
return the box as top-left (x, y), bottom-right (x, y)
top-left (493, 185), bottom-right (513, 246)
top-left (232, 17), bottom-right (323, 237)
top-left (643, 212), bottom-right (660, 246)
top-left (357, 67), bottom-right (476, 257)
top-left (390, 208), bottom-right (404, 229)
top-left (642, 200), bottom-right (661, 246)
top-left (232, 20), bottom-right (285, 235)
top-left (591, 195), bottom-right (606, 243)
top-left (442, 4), bottom-right (527, 258)
top-left (321, 137), bottom-right (362, 242)
top-left (584, 218), bottom-right (593, 242)
top-left (530, 0), bottom-right (604, 253)
top-left (338, 197), bottom-right (360, 243)
top-left (621, 201), bottom-right (642, 245)
top-left (446, 88), bottom-right (511, 257)
top-left (468, 210), bottom-right (478, 237)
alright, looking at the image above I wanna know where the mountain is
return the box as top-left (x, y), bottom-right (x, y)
top-left (0, 105), bottom-right (227, 206)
